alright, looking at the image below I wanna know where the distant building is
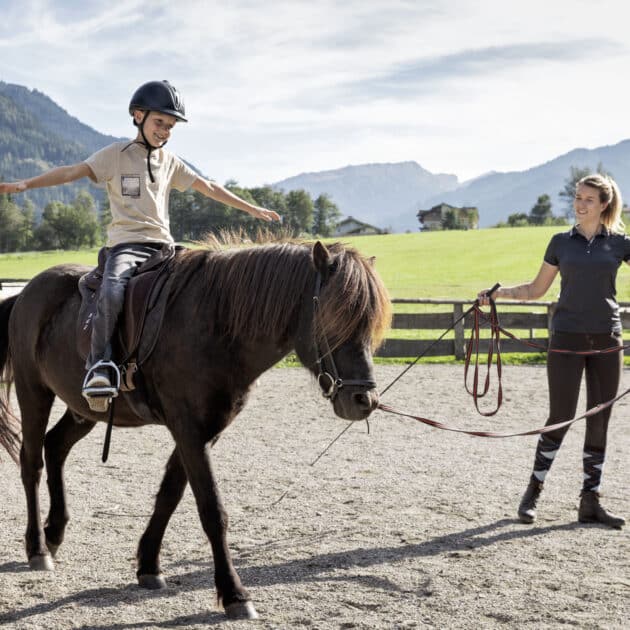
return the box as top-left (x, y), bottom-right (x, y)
top-left (334, 216), bottom-right (384, 237)
top-left (416, 203), bottom-right (479, 231)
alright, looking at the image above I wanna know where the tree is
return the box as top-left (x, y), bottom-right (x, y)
top-left (506, 212), bottom-right (530, 227)
top-left (0, 193), bottom-right (27, 252)
top-left (559, 163), bottom-right (609, 219)
top-left (99, 196), bottom-right (112, 243)
top-left (71, 191), bottom-right (101, 247)
top-left (441, 208), bottom-right (464, 230)
top-left (529, 194), bottom-right (553, 225)
top-left (36, 192), bottom-right (100, 250)
top-left (312, 193), bottom-right (341, 237)
top-left (33, 213), bottom-right (59, 250)
top-left (284, 189), bottom-right (313, 235)
top-left (249, 186), bottom-right (288, 216)
top-left (17, 199), bottom-right (36, 250)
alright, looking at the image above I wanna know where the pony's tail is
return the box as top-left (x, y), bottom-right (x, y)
top-left (0, 295), bottom-right (21, 464)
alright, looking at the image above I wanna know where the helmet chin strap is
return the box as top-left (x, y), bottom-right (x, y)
top-left (138, 111), bottom-right (169, 183)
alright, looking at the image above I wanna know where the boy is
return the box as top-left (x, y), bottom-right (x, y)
top-left (0, 80), bottom-right (280, 411)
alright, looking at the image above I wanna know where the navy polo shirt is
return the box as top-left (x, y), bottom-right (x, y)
top-left (544, 226), bottom-right (630, 333)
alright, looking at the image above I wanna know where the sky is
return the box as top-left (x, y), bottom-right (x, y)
top-left (1, 0), bottom-right (630, 187)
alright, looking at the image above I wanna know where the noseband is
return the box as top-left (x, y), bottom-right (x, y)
top-left (312, 271), bottom-right (377, 401)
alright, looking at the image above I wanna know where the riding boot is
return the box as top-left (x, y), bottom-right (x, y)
top-left (578, 490), bottom-right (625, 529)
top-left (517, 478), bottom-right (544, 524)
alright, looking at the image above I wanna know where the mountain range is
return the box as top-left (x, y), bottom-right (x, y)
top-left (1, 80), bottom-right (629, 231)
top-left (273, 140), bottom-right (630, 231)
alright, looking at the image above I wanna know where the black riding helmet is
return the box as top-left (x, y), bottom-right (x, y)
top-left (126, 80), bottom-right (187, 182)
top-left (129, 80), bottom-right (187, 122)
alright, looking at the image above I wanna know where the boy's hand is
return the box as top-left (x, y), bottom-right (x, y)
top-left (0, 181), bottom-right (27, 194)
top-left (251, 206), bottom-right (281, 222)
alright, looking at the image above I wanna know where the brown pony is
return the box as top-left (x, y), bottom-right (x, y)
top-left (0, 240), bottom-right (391, 620)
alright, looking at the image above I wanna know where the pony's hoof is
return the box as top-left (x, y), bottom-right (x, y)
top-left (46, 541), bottom-right (60, 558)
top-left (138, 573), bottom-right (167, 589)
top-left (29, 554), bottom-right (55, 571)
top-left (225, 600), bottom-right (259, 620)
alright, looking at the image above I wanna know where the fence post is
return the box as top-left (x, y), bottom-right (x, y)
top-left (453, 303), bottom-right (464, 360)
top-left (546, 302), bottom-right (556, 334)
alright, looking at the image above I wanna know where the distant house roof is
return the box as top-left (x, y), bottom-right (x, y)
top-left (417, 203), bottom-right (478, 217)
top-left (334, 216), bottom-right (383, 237)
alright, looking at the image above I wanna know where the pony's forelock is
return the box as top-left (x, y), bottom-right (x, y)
top-left (315, 244), bottom-right (392, 352)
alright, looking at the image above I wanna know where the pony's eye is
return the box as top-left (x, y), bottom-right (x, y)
top-left (329, 260), bottom-right (339, 274)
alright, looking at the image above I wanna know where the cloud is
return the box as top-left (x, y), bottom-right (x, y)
top-left (2, 0), bottom-right (630, 187)
top-left (335, 39), bottom-right (624, 100)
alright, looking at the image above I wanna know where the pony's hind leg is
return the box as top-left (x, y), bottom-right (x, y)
top-left (44, 410), bottom-right (96, 557)
top-left (136, 447), bottom-right (188, 589)
top-left (17, 381), bottom-right (56, 571)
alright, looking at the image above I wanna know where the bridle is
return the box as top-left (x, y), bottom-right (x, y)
top-left (312, 271), bottom-right (377, 401)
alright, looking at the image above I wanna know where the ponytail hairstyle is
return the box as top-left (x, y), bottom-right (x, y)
top-left (577, 173), bottom-right (624, 234)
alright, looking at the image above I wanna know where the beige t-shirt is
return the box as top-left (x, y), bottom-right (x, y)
top-left (85, 141), bottom-right (198, 247)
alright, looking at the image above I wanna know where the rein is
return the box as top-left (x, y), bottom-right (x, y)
top-left (377, 289), bottom-right (630, 438)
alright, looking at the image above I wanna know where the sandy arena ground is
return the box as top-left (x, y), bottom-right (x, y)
top-left (0, 364), bottom-right (628, 629)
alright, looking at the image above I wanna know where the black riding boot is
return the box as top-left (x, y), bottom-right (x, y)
top-left (578, 491), bottom-right (625, 529)
top-left (517, 479), bottom-right (544, 524)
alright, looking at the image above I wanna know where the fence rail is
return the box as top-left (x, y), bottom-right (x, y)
top-left (3, 282), bottom-right (630, 359)
top-left (378, 298), bottom-right (630, 359)
top-left (0, 279), bottom-right (29, 287)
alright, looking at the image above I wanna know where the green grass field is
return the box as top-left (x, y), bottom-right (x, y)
top-left (332, 226), bottom-right (630, 302)
top-left (0, 248), bottom-right (99, 279)
top-left (3, 227), bottom-right (630, 364)
top-left (3, 226), bottom-right (630, 301)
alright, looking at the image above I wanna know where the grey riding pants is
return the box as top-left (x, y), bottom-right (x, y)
top-left (87, 242), bottom-right (164, 369)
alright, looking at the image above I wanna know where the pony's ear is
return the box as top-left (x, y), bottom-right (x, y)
top-left (368, 256), bottom-right (376, 267)
top-left (312, 241), bottom-right (331, 273)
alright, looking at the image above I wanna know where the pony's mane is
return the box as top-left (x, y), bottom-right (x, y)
top-left (172, 242), bottom-right (391, 349)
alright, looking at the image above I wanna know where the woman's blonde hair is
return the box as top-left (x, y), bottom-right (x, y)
top-left (577, 174), bottom-right (624, 233)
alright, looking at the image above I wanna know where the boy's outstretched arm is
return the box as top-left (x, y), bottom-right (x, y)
top-left (0, 163), bottom-right (95, 194)
top-left (192, 178), bottom-right (281, 222)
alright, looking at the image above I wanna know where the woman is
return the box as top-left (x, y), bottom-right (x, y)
top-left (479, 174), bottom-right (628, 529)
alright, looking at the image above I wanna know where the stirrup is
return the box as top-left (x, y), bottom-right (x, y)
top-left (82, 360), bottom-right (121, 410)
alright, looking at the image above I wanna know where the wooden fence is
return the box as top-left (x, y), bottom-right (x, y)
top-left (0, 279), bottom-right (27, 289)
top-left (378, 298), bottom-right (630, 360)
top-left (3, 281), bottom-right (630, 359)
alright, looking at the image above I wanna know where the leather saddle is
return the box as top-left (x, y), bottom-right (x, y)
top-left (77, 244), bottom-right (181, 392)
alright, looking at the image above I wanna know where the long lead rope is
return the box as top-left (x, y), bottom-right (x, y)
top-left (272, 289), bottom-right (629, 504)
top-left (378, 386), bottom-right (630, 438)
top-left (378, 294), bottom-right (630, 437)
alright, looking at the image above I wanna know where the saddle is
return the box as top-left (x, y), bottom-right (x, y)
top-left (77, 244), bottom-right (181, 392)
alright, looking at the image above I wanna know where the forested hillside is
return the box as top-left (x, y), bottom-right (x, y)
top-left (0, 81), bottom-right (120, 212)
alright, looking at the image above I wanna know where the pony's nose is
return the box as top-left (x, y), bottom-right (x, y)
top-left (352, 389), bottom-right (379, 414)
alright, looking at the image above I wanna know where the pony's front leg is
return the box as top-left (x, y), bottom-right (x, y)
top-left (44, 410), bottom-right (96, 557)
top-left (175, 434), bottom-right (257, 620)
top-left (136, 448), bottom-right (188, 589)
